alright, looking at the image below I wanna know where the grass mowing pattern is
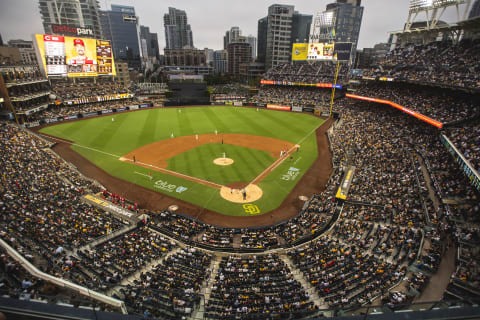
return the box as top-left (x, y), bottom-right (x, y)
top-left (40, 107), bottom-right (324, 216)
top-left (167, 143), bottom-right (275, 185)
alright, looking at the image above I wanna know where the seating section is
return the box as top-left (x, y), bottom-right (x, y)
top-left (77, 227), bottom-right (176, 288)
top-left (362, 39), bottom-right (480, 89)
top-left (206, 254), bottom-right (316, 319)
top-left (262, 62), bottom-right (350, 84)
top-left (1, 66), bottom-right (480, 318)
top-left (122, 247), bottom-right (212, 319)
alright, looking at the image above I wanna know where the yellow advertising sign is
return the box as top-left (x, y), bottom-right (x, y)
top-left (291, 43), bottom-right (308, 61)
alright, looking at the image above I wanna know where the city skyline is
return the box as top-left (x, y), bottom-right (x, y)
top-left (0, 0), bottom-right (465, 51)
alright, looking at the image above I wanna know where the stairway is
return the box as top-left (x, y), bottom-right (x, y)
top-left (105, 246), bottom-right (182, 296)
top-left (280, 254), bottom-right (326, 309)
top-left (202, 255), bottom-right (222, 305)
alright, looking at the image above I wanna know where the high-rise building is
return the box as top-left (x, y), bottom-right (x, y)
top-left (204, 48), bottom-right (214, 67)
top-left (469, 0), bottom-right (480, 18)
top-left (164, 7), bottom-right (194, 49)
top-left (213, 49), bottom-right (228, 74)
top-left (257, 17), bottom-right (268, 63)
top-left (100, 5), bottom-right (141, 68)
top-left (258, 4), bottom-right (312, 70)
top-left (265, 4), bottom-right (295, 69)
top-left (223, 27), bottom-right (241, 49)
top-left (310, 0), bottom-right (364, 59)
top-left (164, 48), bottom-right (206, 66)
top-left (292, 13), bottom-right (312, 44)
top-left (38, 0), bottom-right (103, 38)
top-left (140, 26), bottom-right (160, 59)
top-left (7, 40), bottom-right (38, 65)
top-left (246, 35), bottom-right (257, 59)
top-left (227, 38), bottom-right (252, 77)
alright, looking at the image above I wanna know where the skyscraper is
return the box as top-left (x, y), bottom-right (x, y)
top-left (246, 35), bottom-right (257, 59)
top-left (227, 39), bottom-right (251, 76)
top-left (213, 49), bottom-right (228, 74)
top-left (140, 26), bottom-right (160, 60)
top-left (310, 0), bottom-right (364, 58)
top-left (100, 5), bottom-right (141, 68)
top-left (223, 27), bottom-right (241, 50)
top-left (292, 13), bottom-right (312, 44)
top-left (257, 17), bottom-right (268, 63)
top-left (164, 7), bottom-right (194, 49)
top-left (258, 4), bottom-right (312, 70)
top-left (38, 0), bottom-right (103, 38)
top-left (469, 0), bottom-right (480, 18)
top-left (265, 4), bottom-right (295, 69)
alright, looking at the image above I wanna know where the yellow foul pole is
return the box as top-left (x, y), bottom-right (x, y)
top-left (329, 60), bottom-right (341, 118)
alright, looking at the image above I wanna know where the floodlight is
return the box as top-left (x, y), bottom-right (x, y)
top-left (319, 11), bottom-right (335, 26)
top-left (409, 0), bottom-right (434, 10)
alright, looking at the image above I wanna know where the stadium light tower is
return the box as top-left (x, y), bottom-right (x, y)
top-left (309, 10), bottom-right (336, 43)
top-left (405, 0), bottom-right (473, 31)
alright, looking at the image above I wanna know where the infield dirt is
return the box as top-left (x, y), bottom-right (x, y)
top-left (37, 116), bottom-right (334, 228)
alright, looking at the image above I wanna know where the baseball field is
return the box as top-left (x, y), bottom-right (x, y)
top-left (39, 106), bottom-right (325, 217)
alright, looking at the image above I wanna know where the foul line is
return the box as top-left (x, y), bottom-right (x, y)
top-left (247, 121), bottom-right (325, 187)
top-left (124, 158), bottom-right (224, 189)
top-left (41, 132), bottom-right (224, 189)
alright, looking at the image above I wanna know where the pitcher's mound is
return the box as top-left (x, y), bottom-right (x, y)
top-left (213, 158), bottom-right (234, 166)
top-left (220, 184), bottom-right (263, 203)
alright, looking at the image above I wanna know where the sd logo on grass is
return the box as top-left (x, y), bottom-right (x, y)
top-left (243, 204), bottom-right (260, 215)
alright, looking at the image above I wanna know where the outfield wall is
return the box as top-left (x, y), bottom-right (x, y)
top-left (23, 103), bottom-right (154, 128)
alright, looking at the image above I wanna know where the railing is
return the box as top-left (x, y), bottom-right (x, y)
top-left (0, 237), bottom-right (127, 314)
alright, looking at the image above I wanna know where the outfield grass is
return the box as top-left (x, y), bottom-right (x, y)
top-left (40, 107), bottom-right (324, 216)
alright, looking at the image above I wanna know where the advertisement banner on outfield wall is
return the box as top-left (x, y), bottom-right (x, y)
top-left (291, 43), bottom-right (308, 61)
top-left (140, 104), bottom-right (150, 108)
top-left (83, 111), bottom-right (99, 118)
top-left (267, 104), bottom-right (291, 111)
top-left (130, 105), bottom-right (139, 110)
top-left (292, 106), bottom-right (303, 112)
top-left (233, 102), bottom-right (243, 106)
top-left (116, 107), bottom-right (127, 112)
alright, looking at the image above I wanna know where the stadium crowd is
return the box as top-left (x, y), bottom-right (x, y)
top-left (446, 119), bottom-right (480, 172)
top-left (263, 62), bottom-right (350, 84)
top-left (364, 39), bottom-right (480, 89)
top-left (52, 78), bottom-right (131, 101)
top-left (23, 99), bottom-right (137, 123)
top-left (1, 56), bottom-right (480, 318)
top-left (352, 82), bottom-right (479, 123)
top-left (252, 86), bottom-right (333, 108)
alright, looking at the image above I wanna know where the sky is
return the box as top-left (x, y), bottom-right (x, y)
top-left (0, 0), bottom-right (467, 50)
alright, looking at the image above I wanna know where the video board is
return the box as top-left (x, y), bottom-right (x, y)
top-left (307, 42), bottom-right (335, 61)
top-left (34, 34), bottom-right (116, 77)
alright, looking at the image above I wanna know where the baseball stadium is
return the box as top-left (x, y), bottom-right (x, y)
top-left (0, 1), bottom-right (479, 320)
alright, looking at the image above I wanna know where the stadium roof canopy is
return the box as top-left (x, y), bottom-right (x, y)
top-left (389, 15), bottom-right (480, 46)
